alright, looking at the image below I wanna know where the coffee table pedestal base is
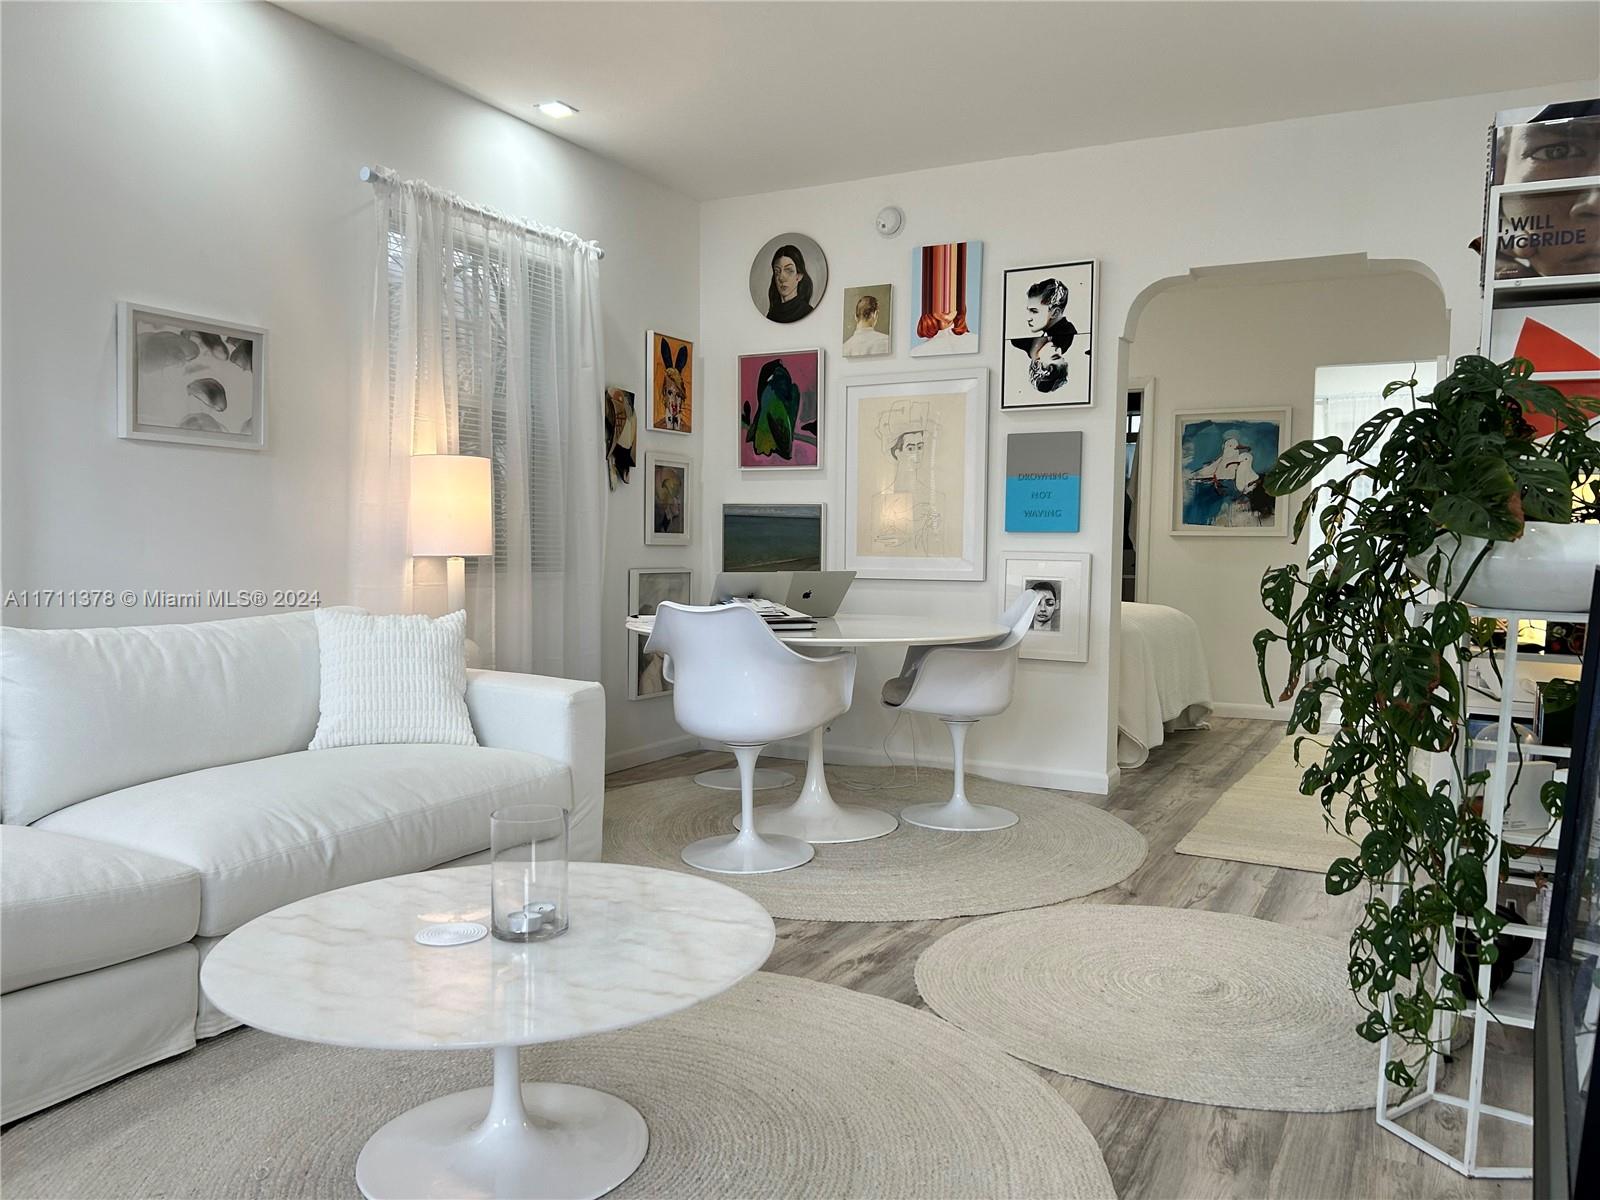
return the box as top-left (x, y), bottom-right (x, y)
top-left (357, 1047), bottom-right (647, 1200)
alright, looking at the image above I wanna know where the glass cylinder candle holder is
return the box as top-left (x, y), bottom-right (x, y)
top-left (490, 804), bottom-right (569, 942)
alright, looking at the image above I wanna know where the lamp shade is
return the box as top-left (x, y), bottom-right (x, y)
top-left (409, 454), bottom-right (493, 557)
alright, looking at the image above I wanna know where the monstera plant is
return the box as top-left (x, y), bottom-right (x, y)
top-left (1254, 355), bottom-right (1600, 1087)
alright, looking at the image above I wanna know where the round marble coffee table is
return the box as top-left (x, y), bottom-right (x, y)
top-left (201, 863), bottom-right (774, 1200)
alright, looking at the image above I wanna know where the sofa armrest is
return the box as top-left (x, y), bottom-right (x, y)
top-left (465, 670), bottom-right (606, 862)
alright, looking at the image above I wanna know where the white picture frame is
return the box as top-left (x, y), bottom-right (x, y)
top-left (1001, 552), bottom-right (1090, 662)
top-left (628, 567), bottom-right (692, 700)
top-left (117, 302), bottom-right (267, 450)
top-left (843, 368), bottom-right (989, 581)
top-left (1170, 407), bottom-right (1291, 537)
top-left (643, 450), bottom-right (693, 546)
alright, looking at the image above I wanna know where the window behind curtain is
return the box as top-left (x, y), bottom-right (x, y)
top-left (385, 224), bottom-right (567, 584)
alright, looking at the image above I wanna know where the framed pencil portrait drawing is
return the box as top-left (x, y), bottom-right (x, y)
top-left (118, 303), bottom-right (267, 449)
top-left (843, 368), bottom-right (989, 581)
top-left (1171, 408), bottom-right (1289, 536)
top-left (1000, 261), bottom-right (1094, 410)
top-left (1001, 552), bottom-right (1090, 662)
top-left (644, 450), bottom-right (692, 546)
top-left (628, 567), bottom-right (691, 700)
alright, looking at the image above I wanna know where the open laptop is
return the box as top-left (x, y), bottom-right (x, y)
top-left (710, 570), bottom-right (856, 617)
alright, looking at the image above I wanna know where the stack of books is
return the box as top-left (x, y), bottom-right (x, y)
top-left (728, 597), bottom-right (816, 631)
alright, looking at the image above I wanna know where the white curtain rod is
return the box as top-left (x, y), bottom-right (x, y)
top-left (358, 165), bottom-right (605, 260)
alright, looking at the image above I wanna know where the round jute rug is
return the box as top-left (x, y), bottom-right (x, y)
top-left (916, 904), bottom-right (1379, 1112)
top-left (1, 973), bottom-right (1114, 1200)
top-left (602, 766), bottom-right (1146, 921)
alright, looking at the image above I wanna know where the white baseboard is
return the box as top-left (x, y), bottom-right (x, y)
top-left (1210, 702), bottom-right (1288, 722)
top-left (605, 734), bottom-right (703, 773)
top-left (740, 737), bottom-right (1116, 796)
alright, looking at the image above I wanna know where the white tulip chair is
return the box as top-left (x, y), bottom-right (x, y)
top-left (645, 602), bottom-right (856, 874)
top-left (879, 591), bottom-right (1042, 831)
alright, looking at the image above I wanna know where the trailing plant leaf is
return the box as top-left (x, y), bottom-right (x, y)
top-left (1254, 354), bottom-right (1598, 1086)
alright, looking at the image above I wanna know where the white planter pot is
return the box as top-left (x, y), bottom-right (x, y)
top-left (1409, 522), bottom-right (1600, 613)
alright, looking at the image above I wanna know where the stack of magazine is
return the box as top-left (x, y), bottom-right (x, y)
top-left (728, 597), bottom-right (817, 631)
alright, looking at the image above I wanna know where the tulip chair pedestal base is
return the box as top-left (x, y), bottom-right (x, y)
top-left (734, 728), bottom-right (898, 844)
top-left (693, 768), bottom-right (794, 792)
top-left (898, 721), bottom-right (1017, 832)
top-left (900, 799), bottom-right (1019, 832)
top-left (681, 830), bottom-right (814, 875)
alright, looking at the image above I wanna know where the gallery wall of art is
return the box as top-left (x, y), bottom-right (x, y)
top-left (0, 2), bottom-right (703, 769)
top-left (1127, 268), bottom-right (1449, 714)
top-left (695, 79), bottom-right (1587, 791)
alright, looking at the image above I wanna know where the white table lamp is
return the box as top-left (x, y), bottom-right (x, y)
top-left (409, 454), bottom-right (492, 614)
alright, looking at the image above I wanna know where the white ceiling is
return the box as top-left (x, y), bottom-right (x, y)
top-left (282, 1), bottom-right (1600, 200)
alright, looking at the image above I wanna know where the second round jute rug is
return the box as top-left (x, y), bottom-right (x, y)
top-left (916, 904), bottom-right (1379, 1111)
top-left (603, 765), bottom-right (1147, 921)
top-left (1, 973), bottom-right (1115, 1200)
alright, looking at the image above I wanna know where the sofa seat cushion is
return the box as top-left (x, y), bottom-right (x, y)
top-left (36, 745), bottom-right (569, 938)
top-left (0, 825), bottom-right (201, 992)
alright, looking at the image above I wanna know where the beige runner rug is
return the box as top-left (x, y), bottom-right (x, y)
top-left (1175, 736), bottom-right (1361, 874)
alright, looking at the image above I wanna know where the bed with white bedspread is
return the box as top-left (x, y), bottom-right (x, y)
top-left (1118, 601), bottom-right (1214, 768)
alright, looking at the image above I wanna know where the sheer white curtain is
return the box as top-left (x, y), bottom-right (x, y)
top-left (350, 169), bottom-right (606, 681)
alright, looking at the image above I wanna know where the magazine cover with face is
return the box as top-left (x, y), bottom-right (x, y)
top-left (1485, 100), bottom-right (1600, 281)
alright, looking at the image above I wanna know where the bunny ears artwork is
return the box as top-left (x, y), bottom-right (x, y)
top-left (647, 331), bottom-right (693, 433)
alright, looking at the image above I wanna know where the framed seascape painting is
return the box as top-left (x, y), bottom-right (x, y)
top-left (843, 368), bottom-right (989, 581)
top-left (910, 241), bottom-right (982, 357)
top-left (1000, 261), bottom-right (1095, 409)
top-left (644, 450), bottom-right (692, 546)
top-left (722, 503), bottom-right (824, 571)
top-left (841, 284), bottom-right (893, 359)
top-left (628, 567), bottom-right (691, 700)
top-left (604, 386), bottom-right (636, 489)
top-left (1172, 409), bottom-right (1289, 536)
top-left (117, 303), bottom-right (267, 449)
top-left (738, 349), bottom-right (823, 470)
top-left (646, 331), bottom-right (693, 433)
top-left (1001, 553), bottom-right (1090, 662)
top-left (749, 233), bottom-right (828, 325)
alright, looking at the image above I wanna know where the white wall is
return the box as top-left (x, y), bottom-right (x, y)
top-left (697, 80), bottom-right (1588, 793)
top-left (1128, 269), bottom-right (1449, 714)
top-left (0, 1), bottom-right (701, 767)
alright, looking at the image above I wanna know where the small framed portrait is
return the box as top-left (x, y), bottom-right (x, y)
top-left (1001, 261), bottom-right (1095, 409)
top-left (749, 233), bottom-right (828, 324)
top-left (604, 386), bottom-right (636, 489)
top-left (910, 241), bottom-right (983, 357)
top-left (1172, 408), bottom-right (1289, 536)
top-left (841, 284), bottom-right (893, 359)
top-left (1001, 552), bottom-right (1090, 662)
top-left (644, 450), bottom-right (692, 546)
top-left (738, 349), bottom-right (823, 469)
top-left (628, 567), bottom-right (691, 700)
top-left (118, 303), bottom-right (267, 450)
top-left (647, 331), bottom-right (693, 433)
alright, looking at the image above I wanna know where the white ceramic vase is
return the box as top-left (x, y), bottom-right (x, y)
top-left (1409, 521), bottom-right (1600, 613)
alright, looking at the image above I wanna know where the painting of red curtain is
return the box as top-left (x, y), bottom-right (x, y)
top-left (910, 240), bottom-right (983, 357)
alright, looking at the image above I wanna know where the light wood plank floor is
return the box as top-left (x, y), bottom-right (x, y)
top-left (608, 718), bottom-right (1532, 1200)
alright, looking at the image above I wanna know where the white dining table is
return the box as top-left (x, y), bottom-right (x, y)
top-left (624, 612), bottom-right (1007, 843)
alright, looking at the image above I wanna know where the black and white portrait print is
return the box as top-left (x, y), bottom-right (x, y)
top-left (1001, 262), bottom-right (1095, 410)
top-left (1026, 579), bottom-right (1062, 631)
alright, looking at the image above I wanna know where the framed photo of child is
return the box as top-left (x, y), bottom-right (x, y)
top-left (1000, 261), bottom-right (1095, 410)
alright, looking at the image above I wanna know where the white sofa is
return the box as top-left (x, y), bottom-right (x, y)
top-left (0, 610), bottom-right (604, 1123)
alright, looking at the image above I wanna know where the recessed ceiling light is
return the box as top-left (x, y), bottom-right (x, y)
top-left (538, 100), bottom-right (578, 119)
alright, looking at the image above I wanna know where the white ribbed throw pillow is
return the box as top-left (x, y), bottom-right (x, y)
top-left (308, 609), bottom-right (477, 750)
